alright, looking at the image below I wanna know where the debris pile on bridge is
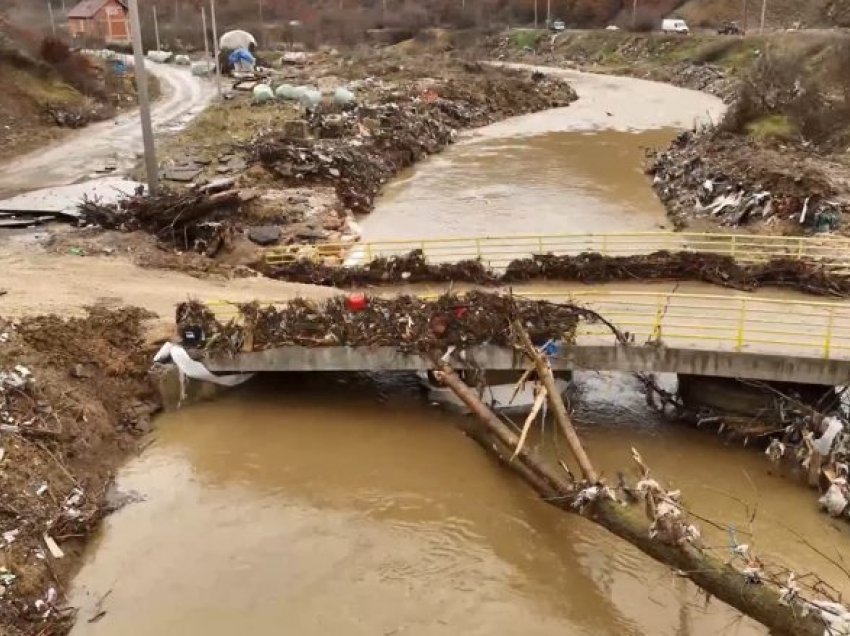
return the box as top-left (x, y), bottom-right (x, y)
top-left (648, 131), bottom-right (844, 232)
top-left (265, 249), bottom-right (850, 298)
top-left (79, 185), bottom-right (242, 254)
top-left (250, 63), bottom-right (576, 214)
top-left (177, 291), bottom-right (621, 357)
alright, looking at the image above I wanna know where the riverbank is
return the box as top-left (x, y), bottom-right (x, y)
top-left (483, 30), bottom-right (850, 235)
top-left (0, 309), bottom-right (159, 636)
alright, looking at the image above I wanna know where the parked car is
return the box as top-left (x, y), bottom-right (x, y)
top-left (550, 19), bottom-right (566, 32)
top-left (717, 21), bottom-right (743, 35)
top-left (661, 18), bottom-right (690, 34)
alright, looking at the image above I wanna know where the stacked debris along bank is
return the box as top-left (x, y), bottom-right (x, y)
top-left (0, 308), bottom-right (159, 636)
top-left (251, 60), bottom-right (577, 214)
top-left (177, 292), bottom-right (617, 358)
top-left (648, 131), bottom-right (845, 233)
top-left (265, 249), bottom-right (850, 298)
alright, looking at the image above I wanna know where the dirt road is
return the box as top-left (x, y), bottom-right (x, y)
top-left (0, 62), bottom-right (215, 197)
top-left (0, 239), bottom-right (336, 325)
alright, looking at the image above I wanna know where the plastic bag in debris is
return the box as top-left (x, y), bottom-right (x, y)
top-left (174, 54), bottom-right (191, 66)
top-left (333, 87), bottom-right (355, 105)
top-left (275, 83), bottom-right (297, 100)
top-left (253, 84), bottom-right (274, 104)
top-left (814, 416), bottom-right (845, 455)
top-left (298, 88), bottom-right (322, 110)
top-left (191, 60), bottom-right (215, 77)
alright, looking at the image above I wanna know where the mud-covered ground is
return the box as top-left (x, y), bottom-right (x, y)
top-left (0, 309), bottom-right (160, 636)
top-left (73, 50), bottom-right (576, 275)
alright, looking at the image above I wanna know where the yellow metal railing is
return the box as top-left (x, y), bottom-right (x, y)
top-left (263, 231), bottom-right (850, 271)
top-left (199, 290), bottom-right (850, 362)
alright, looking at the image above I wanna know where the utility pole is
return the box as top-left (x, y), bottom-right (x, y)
top-left (153, 4), bottom-right (160, 51)
top-left (258, 0), bottom-right (264, 47)
top-left (210, 0), bottom-right (222, 98)
top-left (47, 0), bottom-right (56, 36)
top-left (760, 0), bottom-right (767, 33)
top-left (128, 0), bottom-right (158, 195)
top-left (201, 5), bottom-right (210, 62)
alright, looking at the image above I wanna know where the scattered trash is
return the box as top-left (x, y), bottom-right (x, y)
top-left (174, 54), bottom-right (191, 66)
top-left (43, 534), bottom-right (64, 559)
top-left (252, 84), bottom-right (274, 104)
top-left (36, 483), bottom-right (48, 496)
top-left (649, 131), bottom-right (844, 231)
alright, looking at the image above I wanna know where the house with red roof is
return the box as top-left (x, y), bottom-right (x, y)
top-left (67, 0), bottom-right (130, 44)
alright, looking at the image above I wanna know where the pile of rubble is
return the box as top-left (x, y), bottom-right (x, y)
top-left (649, 131), bottom-right (845, 232)
top-left (251, 64), bottom-right (577, 214)
top-left (177, 292), bottom-right (611, 357)
top-left (79, 182), bottom-right (244, 255)
top-left (267, 249), bottom-right (850, 298)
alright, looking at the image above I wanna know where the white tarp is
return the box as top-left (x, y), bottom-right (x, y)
top-left (154, 342), bottom-right (253, 402)
top-left (220, 29), bottom-right (257, 51)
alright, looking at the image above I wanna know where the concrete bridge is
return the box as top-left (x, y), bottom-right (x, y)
top-left (199, 287), bottom-right (850, 386)
top-left (187, 231), bottom-right (850, 386)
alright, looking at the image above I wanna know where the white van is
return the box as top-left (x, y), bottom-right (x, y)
top-left (662, 18), bottom-right (690, 34)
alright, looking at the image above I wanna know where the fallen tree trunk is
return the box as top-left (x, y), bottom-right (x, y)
top-left (429, 360), bottom-right (828, 636)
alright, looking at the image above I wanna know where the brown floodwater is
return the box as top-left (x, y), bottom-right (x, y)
top-left (70, 374), bottom-right (850, 636)
top-left (69, 71), bottom-right (849, 635)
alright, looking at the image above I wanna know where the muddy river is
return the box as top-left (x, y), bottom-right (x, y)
top-left (70, 70), bottom-right (850, 635)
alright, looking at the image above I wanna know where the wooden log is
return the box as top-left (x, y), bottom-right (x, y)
top-left (511, 319), bottom-right (598, 482)
top-left (430, 360), bottom-right (829, 636)
top-left (430, 363), bottom-right (573, 497)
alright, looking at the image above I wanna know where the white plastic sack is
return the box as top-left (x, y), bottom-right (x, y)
top-left (299, 88), bottom-right (322, 110)
top-left (814, 416), bottom-right (845, 455)
top-left (174, 54), bottom-right (191, 66)
top-left (191, 60), bottom-right (215, 77)
top-left (146, 50), bottom-right (174, 63)
top-left (333, 87), bottom-right (355, 105)
top-left (253, 84), bottom-right (274, 104)
top-left (275, 83), bottom-right (296, 100)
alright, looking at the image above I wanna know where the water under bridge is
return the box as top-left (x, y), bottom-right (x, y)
top-left (192, 232), bottom-right (850, 386)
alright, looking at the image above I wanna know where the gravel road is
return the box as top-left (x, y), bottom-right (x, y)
top-left (0, 61), bottom-right (215, 197)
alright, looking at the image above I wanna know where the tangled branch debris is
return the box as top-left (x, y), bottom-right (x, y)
top-left (177, 291), bottom-right (622, 358)
top-left (266, 249), bottom-right (850, 297)
top-left (251, 64), bottom-right (576, 214)
top-left (78, 187), bottom-right (242, 254)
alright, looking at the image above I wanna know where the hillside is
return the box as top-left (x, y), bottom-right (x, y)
top-left (677, 0), bottom-right (833, 28)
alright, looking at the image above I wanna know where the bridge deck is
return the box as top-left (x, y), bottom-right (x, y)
top-left (201, 287), bottom-right (850, 385)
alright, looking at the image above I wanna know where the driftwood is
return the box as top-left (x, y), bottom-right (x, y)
top-left (428, 356), bottom-right (829, 636)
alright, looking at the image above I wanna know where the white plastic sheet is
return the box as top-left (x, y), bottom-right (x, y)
top-left (154, 343), bottom-right (253, 403)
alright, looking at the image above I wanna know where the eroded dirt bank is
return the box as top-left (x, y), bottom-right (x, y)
top-left (0, 309), bottom-right (158, 636)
